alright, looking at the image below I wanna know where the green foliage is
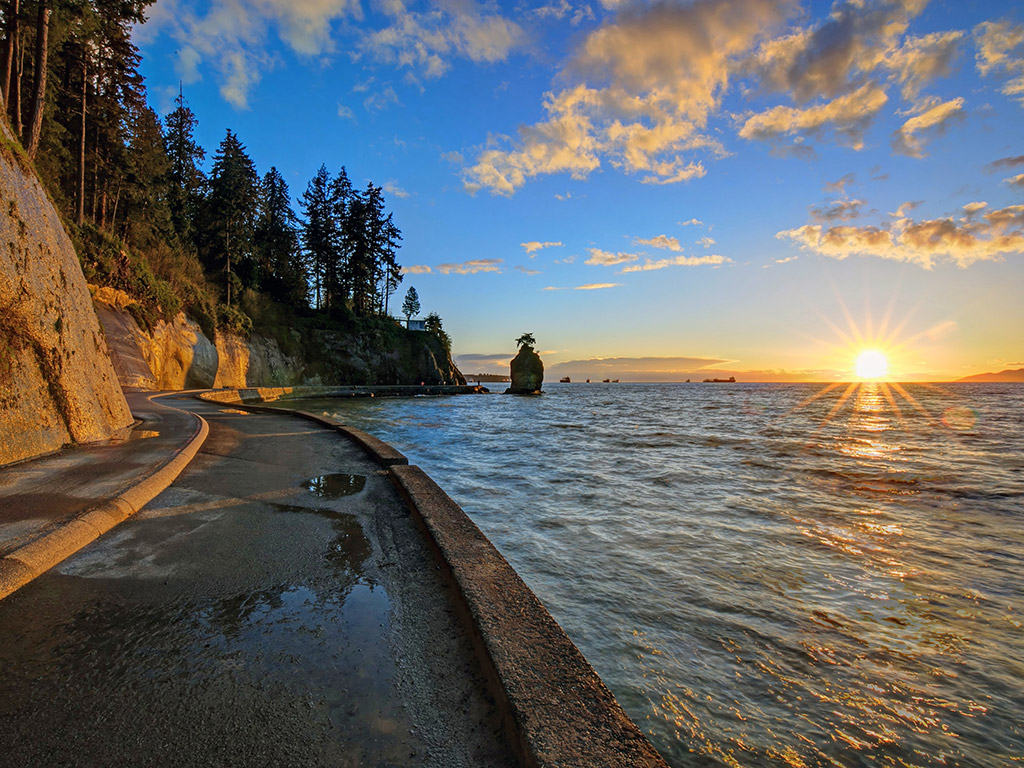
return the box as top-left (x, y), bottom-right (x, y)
top-left (425, 312), bottom-right (451, 352)
top-left (516, 332), bottom-right (536, 349)
top-left (218, 303), bottom-right (253, 336)
top-left (402, 286), bottom-right (420, 321)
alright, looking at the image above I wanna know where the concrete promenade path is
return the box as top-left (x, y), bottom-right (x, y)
top-left (0, 391), bottom-right (208, 597)
top-left (0, 394), bottom-right (514, 766)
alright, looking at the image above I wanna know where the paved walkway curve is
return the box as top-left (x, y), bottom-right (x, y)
top-left (0, 394), bottom-right (515, 766)
top-left (0, 392), bottom-right (208, 599)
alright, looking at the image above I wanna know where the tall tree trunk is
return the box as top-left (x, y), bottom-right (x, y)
top-left (10, 26), bottom-right (22, 135)
top-left (1, 0), bottom-right (18, 108)
top-left (109, 179), bottom-right (121, 233)
top-left (76, 55), bottom-right (85, 226)
top-left (25, 2), bottom-right (48, 159)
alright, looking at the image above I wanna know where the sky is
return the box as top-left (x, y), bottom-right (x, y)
top-left (133, 0), bottom-right (1024, 382)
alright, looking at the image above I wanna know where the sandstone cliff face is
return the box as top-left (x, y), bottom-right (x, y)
top-left (0, 124), bottom-right (133, 466)
top-left (93, 292), bottom-right (464, 391)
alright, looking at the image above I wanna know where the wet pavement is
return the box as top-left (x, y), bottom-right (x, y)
top-left (0, 392), bottom-right (200, 558)
top-left (0, 394), bottom-right (515, 767)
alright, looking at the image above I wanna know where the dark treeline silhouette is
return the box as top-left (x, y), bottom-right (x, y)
top-left (1, 0), bottom-right (405, 335)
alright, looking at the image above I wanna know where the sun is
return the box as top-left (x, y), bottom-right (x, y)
top-left (855, 349), bottom-right (889, 379)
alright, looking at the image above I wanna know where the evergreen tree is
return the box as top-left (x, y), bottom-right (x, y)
top-left (164, 85), bottom-right (205, 250)
top-left (343, 183), bottom-right (402, 317)
top-left (202, 129), bottom-right (258, 307)
top-left (424, 312), bottom-right (451, 352)
top-left (300, 164), bottom-right (336, 312)
top-left (401, 286), bottom-right (420, 322)
top-left (256, 167), bottom-right (306, 308)
top-left (121, 104), bottom-right (173, 251)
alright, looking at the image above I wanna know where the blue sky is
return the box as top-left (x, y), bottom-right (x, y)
top-left (134, 0), bottom-right (1024, 381)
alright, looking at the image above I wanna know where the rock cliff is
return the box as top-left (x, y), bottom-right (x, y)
top-left (0, 123), bottom-right (133, 466)
top-left (92, 289), bottom-right (464, 391)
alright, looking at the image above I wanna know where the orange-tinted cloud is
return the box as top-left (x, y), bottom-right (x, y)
top-left (436, 258), bottom-right (503, 274)
top-left (620, 254), bottom-right (729, 273)
top-left (891, 96), bottom-right (965, 157)
top-left (778, 202), bottom-right (1024, 267)
top-left (585, 248), bottom-right (638, 266)
top-left (975, 19), bottom-right (1024, 103)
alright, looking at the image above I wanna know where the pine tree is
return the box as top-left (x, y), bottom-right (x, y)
top-left (202, 129), bottom-right (258, 307)
top-left (424, 312), bottom-right (451, 351)
top-left (121, 104), bottom-right (173, 251)
top-left (257, 167), bottom-right (306, 308)
top-left (164, 85), bottom-right (205, 250)
top-left (300, 164), bottom-right (337, 312)
top-left (401, 286), bottom-right (420, 323)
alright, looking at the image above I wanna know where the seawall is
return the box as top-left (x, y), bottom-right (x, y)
top-left (196, 389), bottom-right (668, 768)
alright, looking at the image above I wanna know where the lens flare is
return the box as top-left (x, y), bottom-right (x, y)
top-left (855, 350), bottom-right (889, 379)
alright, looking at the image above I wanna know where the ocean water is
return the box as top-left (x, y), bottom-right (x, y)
top-left (288, 382), bottom-right (1024, 767)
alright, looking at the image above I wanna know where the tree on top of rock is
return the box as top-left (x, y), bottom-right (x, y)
top-left (515, 332), bottom-right (536, 349)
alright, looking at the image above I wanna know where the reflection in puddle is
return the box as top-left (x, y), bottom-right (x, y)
top-left (270, 503), bottom-right (373, 580)
top-left (306, 474), bottom-right (366, 498)
top-left (129, 429), bottom-right (161, 440)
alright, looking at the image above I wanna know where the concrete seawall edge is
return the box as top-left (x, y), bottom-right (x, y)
top-left (196, 388), bottom-right (670, 768)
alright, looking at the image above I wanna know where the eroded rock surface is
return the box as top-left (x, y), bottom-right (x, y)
top-left (0, 125), bottom-right (132, 466)
top-left (506, 346), bottom-right (544, 394)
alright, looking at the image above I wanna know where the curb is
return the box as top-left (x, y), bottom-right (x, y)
top-left (0, 395), bottom-right (209, 601)
top-left (198, 390), bottom-right (669, 767)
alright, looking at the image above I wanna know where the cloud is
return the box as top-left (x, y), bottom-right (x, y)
top-left (1006, 173), bottom-right (1024, 188)
top-left (739, 83), bottom-right (889, 149)
top-left (359, 0), bottom-right (524, 80)
top-left (574, 282), bottom-right (620, 290)
top-left (679, 218), bottom-right (704, 226)
top-left (824, 173), bottom-right (855, 193)
top-left (891, 96), bottom-right (965, 157)
top-left (986, 155), bottom-right (1024, 171)
top-left (515, 265), bottom-right (541, 275)
top-left (137, 0), bottom-right (361, 108)
top-left (383, 180), bottom-right (410, 198)
top-left (363, 86), bottom-right (400, 111)
top-left (778, 202), bottom-right (1024, 268)
top-left (810, 198), bottom-right (864, 222)
top-left (436, 258), bottom-right (503, 274)
top-left (401, 264), bottom-right (433, 274)
top-left (975, 20), bottom-right (1024, 104)
top-left (635, 234), bottom-right (684, 252)
top-left (337, 103), bottom-right (356, 120)
top-left (585, 248), bottom-right (639, 266)
top-left (620, 254), bottom-right (729, 272)
top-left (745, 0), bottom-right (925, 103)
top-left (884, 30), bottom-right (964, 100)
top-left (697, 235), bottom-right (716, 248)
top-left (521, 240), bottom-right (563, 254)
top-left (464, 0), bottom-right (793, 194)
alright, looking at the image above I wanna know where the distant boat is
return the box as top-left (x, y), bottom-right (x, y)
top-left (602, 378), bottom-right (610, 383)
top-left (702, 376), bottom-right (736, 383)
top-left (559, 376), bottom-right (571, 383)
top-left (586, 378), bottom-right (591, 383)
top-left (611, 379), bottom-right (619, 383)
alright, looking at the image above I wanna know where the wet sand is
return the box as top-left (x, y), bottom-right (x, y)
top-left (0, 395), bottom-right (514, 766)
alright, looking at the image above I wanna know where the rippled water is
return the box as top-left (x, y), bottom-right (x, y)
top-left (290, 382), bottom-right (1024, 767)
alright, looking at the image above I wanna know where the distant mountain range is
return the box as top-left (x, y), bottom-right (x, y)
top-left (956, 368), bottom-right (1024, 382)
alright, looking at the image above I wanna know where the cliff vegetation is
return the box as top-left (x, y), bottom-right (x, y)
top-left (0, 0), bottom-right (461, 388)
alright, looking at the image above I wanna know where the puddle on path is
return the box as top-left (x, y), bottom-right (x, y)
top-left (306, 474), bottom-right (366, 498)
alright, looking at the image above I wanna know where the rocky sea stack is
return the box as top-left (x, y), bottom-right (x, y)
top-left (505, 334), bottom-right (543, 394)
